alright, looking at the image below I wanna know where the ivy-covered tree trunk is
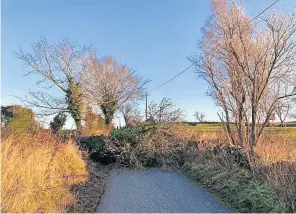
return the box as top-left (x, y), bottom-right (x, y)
top-left (101, 104), bottom-right (116, 127)
top-left (66, 79), bottom-right (83, 132)
top-left (75, 119), bottom-right (83, 131)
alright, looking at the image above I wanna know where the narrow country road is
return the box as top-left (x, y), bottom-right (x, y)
top-left (96, 169), bottom-right (233, 213)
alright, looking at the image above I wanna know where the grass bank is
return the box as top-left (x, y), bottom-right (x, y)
top-left (182, 152), bottom-right (278, 213)
top-left (1, 129), bottom-right (87, 213)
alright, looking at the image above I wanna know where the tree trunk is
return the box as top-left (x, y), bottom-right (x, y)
top-left (75, 120), bottom-right (82, 131)
top-left (217, 110), bottom-right (235, 146)
top-left (66, 80), bottom-right (83, 132)
top-left (123, 115), bottom-right (130, 127)
top-left (101, 105), bottom-right (115, 126)
top-left (250, 104), bottom-right (257, 156)
top-left (237, 102), bottom-right (245, 146)
top-left (104, 114), bottom-right (114, 126)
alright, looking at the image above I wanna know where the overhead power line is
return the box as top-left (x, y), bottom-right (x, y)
top-left (147, 0), bottom-right (280, 93)
top-left (250, 0), bottom-right (280, 22)
top-left (148, 64), bottom-right (194, 93)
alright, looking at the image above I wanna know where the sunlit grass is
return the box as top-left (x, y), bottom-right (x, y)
top-left (182, 126), bottom-right (296, 212)
top-left (1, 129), bottom-right (88, 213)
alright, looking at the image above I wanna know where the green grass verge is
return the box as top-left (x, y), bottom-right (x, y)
top-left (182, 153), bottom-right (279, 213)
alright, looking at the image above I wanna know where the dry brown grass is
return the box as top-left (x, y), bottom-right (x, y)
top-left (256, 132), bottom-right (296, 164)
top-left (254, 133), bottom-right (296, 212)
top-left (1, 129), bottom-right (88, 213)
top-left (182, 126), bottom-right (296, 212)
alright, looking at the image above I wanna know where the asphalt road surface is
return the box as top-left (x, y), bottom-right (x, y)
top-left (97, 169), bottom-right (233, 213)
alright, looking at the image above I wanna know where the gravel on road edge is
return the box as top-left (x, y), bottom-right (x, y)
top-left (67, 160), bottom-right (110, 213)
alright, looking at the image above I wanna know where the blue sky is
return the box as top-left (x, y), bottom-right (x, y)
top-left (2, 0), bottom-right (295, 127)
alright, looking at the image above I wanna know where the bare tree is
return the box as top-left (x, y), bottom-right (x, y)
top-left (16, 38), bottom-right (95, 131)
top-left (146, 98), bottom-right (183, 127)
top-left (275, 100), bottom-right (291, 127)
top-left (194, 111), bottom-right (206, 122)
top-left (83, 56), bottom-right (148, 126)
top-left (190, 0), bottom-right (296, 154)
top-left (138, 98), bottom-right (185, 147)
top-left (120, 102), bottom-right (142, 127)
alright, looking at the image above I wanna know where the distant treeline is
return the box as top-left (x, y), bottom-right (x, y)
top-left (183, 122), bottom-right (224, 126)
top-left (183, 121), bottom-right (296, 127)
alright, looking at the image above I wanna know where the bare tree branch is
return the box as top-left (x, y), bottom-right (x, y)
top-left (83, 56), bottom-right (148, 125)
top-left (16, 38), bottom-right (97, 130)
top-left (190, 0), bottom-right (296, 153)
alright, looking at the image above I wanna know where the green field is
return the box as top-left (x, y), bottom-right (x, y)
top-left (265, 127), bottom-right (296, 139)
top-left (189, 123), bottom-right (296, 139)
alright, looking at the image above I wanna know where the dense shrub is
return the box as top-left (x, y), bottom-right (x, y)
top-left (79, 135), bottom-right (106, 152)
top-left (83, 124), bottom-right (189, 168)
top-left (79, 135), bottom-right (124, 165)
top-left (84, 123), bottom-right (189, 169)
top-left (130, 146), bottom-right (159, 168)
top-left (102, 124), bottom-right (191, 169)
top-left (110, 127), bottom-right (141, 146)
top-left (50, 112), bottom-right (67, 133)
top-left (1, 105), bottom-right (37, 132)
